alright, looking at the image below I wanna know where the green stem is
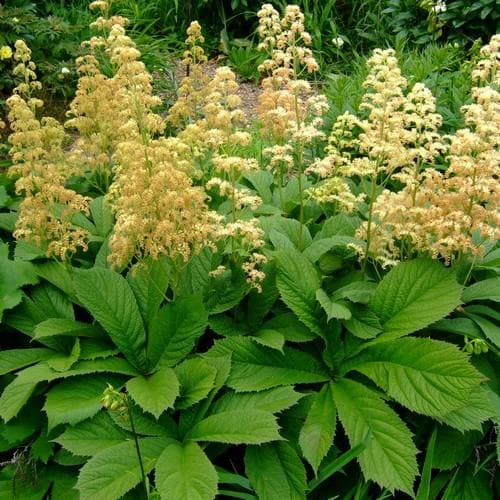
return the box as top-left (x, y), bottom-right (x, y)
top-left (362, 171), bottom-right (378, 273)
top-left (127, 398), bottom-right (149, 499)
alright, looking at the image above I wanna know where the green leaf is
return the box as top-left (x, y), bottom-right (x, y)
top-left (0, 348), bottom-right (53, 376)
top-left (437, 386), bottom-right (496, 431)
top-left (432, 427), bottom-right (482, 470)
top-left (90, 196), bottom-right (114, 237)
top-left (55, 411), bottom-right (131, 456)
top-left (207, 337), bottom-right (329, 392)
top-left (344, 338), bottom-right (484, 417)
top-left (331, 281), bottom-right (378, 304)
top-left (148, 295), bottom-right (208, 370)
top-left (299, 383), bottom-right (337, 473)
top-left (76, 437), bottom-right (169, 500)
top-left (369, 258), bottom-right (462, 340)
top-left (245, 442), bottom-right (307, 500)
top-left (262, 215), bottom-right (312, 250)
top-left (34, 261), bottom-right (76, 300)
top-left (343, 304), bottom-right (382, 339)
top-left (0, 242), bottom-right (39, 320)
top-left (110, 403), bottom-right (177, 438)
top-left (174, 358), bottom-right (217, 409)
top-left (415, 427), bottom-right (437, 500)
top-left (127, 257), bottom-right (170, 328)
top-left (260, 313), bottom-right (316, 343)
top-left (155, 441), bottom-right (218, 500)
top-left (252, 329), bottom-right (285, 351)
top-left (31, 282), bottom-right (74, 320)
top-left (442, 461), bottom-right (492, 500)
top-left (0, 358), bottom-right (138, 422)
top-left (44, 374), bottom-right (125, 430)
top-left (316, 289), bottom-right (351, 321)
top-left (187, 410), bottom-right (281, 444)
top-left (316, 214), bottom-right (359, 239)
top-left (308, 436), bottom-right (369, 493)
top-left (126, 367), bottom-right (179, 419)
top-left (462, 277), bottom-right (500, 303)
top-left (465, 312), bottom-right (500, 348)
top-left (275, 247), bottom-right (323, 336)
top-left (47, 337), bottom-right (81, 372)
top-left (34, 318), bottom-right (104, 339)
top-left (331, 378), bottom-right (418, 495)
top-left (212, 387), bottom-right (303, 414)
top-left (303, 236), bottom-right (360, 263)
top-left (74, 268), bottom-right (147, 371)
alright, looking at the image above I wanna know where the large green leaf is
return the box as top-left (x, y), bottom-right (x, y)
top-left (127, 257), bottom-right (170, 327)
top-left (442, 461), bottom-right (492, 500)
top-left (155, 441), bottom-right (218, 500)
top-left (0, 358), bottom-right (138, 422)
top-left (299, 383), bottom-right (337, 473)
top-left (316, 289), bottom-right (351, 321)
top-left (432, 427), bottom-right (482, 470)
top-left (147, 295), bottom-right (208, 370)
top-left (207, 337), bottom-right (329, 392)
top-left (437, 386), bottom-right (497, 431)
top-left (34, 318), bottom-right (104, 339)
top-left (344, 338), bottom-right (484, 417)
top-left (331, 378), bottom-right (418, 495)
top-left (212, 387), bottom-right (303, 414)
top-left (369, 258), bottom-right (462, 340)
top-left (126, 367), bottom-right (179, 419)
top-left (44, 374), bottom-right (126, 430)
top-left (55, 411), bottom-right (131, 456)
top-left (76, 436), bottom-right (169, 500)
top-left (275, 247), bottom-right (323, 336)
top-left (74, 268), bottom-right (147, 371)
top-left (0, 242), bottom-right (39, 320)
top-left (245, 442), bottom-right (307, 500)
top-left (0, 348), bottom-right (53, 376)
top-left (186, 410), bottom-right (281, 444)
top-left (174, 358), bottom-right (217, 410)
top-left (462, 277), bottom-right (500, 303)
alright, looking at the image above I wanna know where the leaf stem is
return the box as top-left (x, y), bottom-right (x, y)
top-left (126, 398), bottom-right (149, 499)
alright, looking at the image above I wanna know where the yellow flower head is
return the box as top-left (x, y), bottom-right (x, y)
top-left (0, 45), bottom-right (12, 60)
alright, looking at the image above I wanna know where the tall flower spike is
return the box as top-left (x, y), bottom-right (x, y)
top-left (7, 41), bottom-right (90, 260)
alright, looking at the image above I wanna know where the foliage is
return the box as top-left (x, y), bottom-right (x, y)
top-left (0, 2), bottom-right (499, 500)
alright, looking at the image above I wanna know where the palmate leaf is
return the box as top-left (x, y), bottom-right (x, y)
top-left (462, 277), bottom-right (500, 303)
top-left (74, 268), bottom-right (147, 371)
top-left (436, 386), bottom-right (497, 432)
top-left (127, 257), bottom-right (171, 328)
top-left (44, 374), bottom-right (126, 431)
top-left (55, 411), bottom-right (131, 457)
top-left (0, 357), bottom-right (138, 422)
top-left (186, 409), bottom-right (282, 444)
top-left (275, 247), bottom-right (323, 336)
top-left (76, 436), bottom-right (169, 500)
top-left (212, 387), bottom-right (303, 414)
top-left (174, 358), bottom-right (217, 410)
top-left (331, 378), bottom-right (418, 495)
top-left (245, 442), bottom-right (307, 500)
top-left (299, 383), bottom-right (337, 473)
top-left (147, 295), bottom-right (208, 370)
top-left (369, 258), bottom-right (462, 341)
top-left (0, 348), bottom-right (53, 376)
top-left (343, 338), bottom-right (485, 417)
top-left (126, 367), bottom-right (179, 419)
top-left (207, 337), bottom-right (329, 392)
top-left (155, 441), bottom-right (218, 500)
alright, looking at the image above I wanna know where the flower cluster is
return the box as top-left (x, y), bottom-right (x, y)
top-left (166, 21), bottom-right (210, 128)
top-left (7, 41), bottom-right (90, 260)
top-left (354, 35), bottom-right (499, 266)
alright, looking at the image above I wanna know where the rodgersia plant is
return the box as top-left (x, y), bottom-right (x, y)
top-left (0, 3), bottom-right (499, 500)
